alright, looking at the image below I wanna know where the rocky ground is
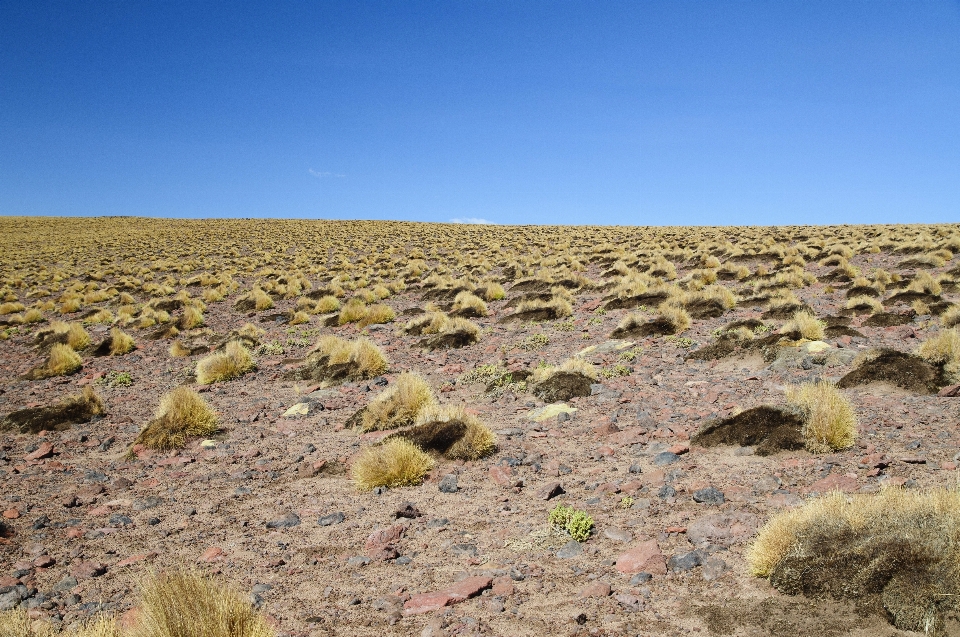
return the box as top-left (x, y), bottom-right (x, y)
top-left (2, 240), bottom-right (960, 637)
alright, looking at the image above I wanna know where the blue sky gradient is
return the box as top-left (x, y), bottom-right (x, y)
top-left (2, 1), bottom-right (959, 225)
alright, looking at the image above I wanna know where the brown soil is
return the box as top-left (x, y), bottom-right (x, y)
top-left (499, 307), bottom-right (563, 323)
top-left (418, 330), bottom-right (479, 350)
top-left (837, 350), bottom-right (946, 394)
top-left (386, 419), bottom-right (468, 455)
top-left (531, 371), bottom-right (593, 402)
top-left (884, 291), bottom-right (941, 306)
top-left (691, 406), bottom-right (805, 456)
top-left (762, 304), bottom-right (812, 320)
top-left (846, 286), bottom-right (881, 298)
top-left (862, 312), bottom-right (915, 327)
top-left (610, 318), bottom-right (679, 338)
top-left (1, 394), bottom-right (103, 434)
top-left (603, 292), bottom-right (670, 311)
top-left (683, 299), bottom-right (729, 320)
top-left (824, 325), bottom-right (864, 338)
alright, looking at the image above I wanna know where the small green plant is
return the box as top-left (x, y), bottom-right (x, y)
top-left (587, 317), bottom-right (603, 325)
top-left (619, 496), bottom-right (634, 509)
top-left (549, 504), bottom-right (595, 542)
top-left (599, 364), bottom-right (631, 379)
top-left (517, 333), bottom-right (549, 351)
top-left (97, 370), bottom-right (133, 387)
top-left (753, 324), bottom-right (770, 335)
top-left (567, 511), bottom-right (594, 542)
top-left (257, 340), bottom-right (284, 355)
top-left (618, 347), bottom-right (642, 362)
top-left (710, 327), bottom-right (724, 338)
top-left (555, 320), bottom-right (575, 332)
top-left (593, 307), bottom-right (607, 316)
top-left (665, 335), bottom-right (693, 348)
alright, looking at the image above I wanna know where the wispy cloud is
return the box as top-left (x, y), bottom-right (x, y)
top-left (449, 217), bottom-right (493, 224)
top-left (308, 168), bottom-right (346, 178)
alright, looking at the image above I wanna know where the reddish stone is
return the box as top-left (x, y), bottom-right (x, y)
top-left (24, 442), bottom-right (54, 461)
top-left (2, 508), bottom-right (19, 519)
top-left (938, 384), bottom-right (960, 397)
top-left (403, 591), bottom-right (455, 615)
top-left (664, 526), bottom-right (687, 534)
top-left (942, 462), bottom-right (958, 471)
top-left (491, 576), bottom-right (514, 597)
top-left (608, 428), bottom-right (648, 446)
top-left (87, 506), bottom-right (111, 516)
top-left (33, 555), bottom-right (55, 568)
top-left (198, 546), bottom-right (226, 563)
top-left (445, 576), bottom-right (492, 601)
top-left (593, 421), bottom-right (620, 436)
top-left (365, 525), bottom-right (406, 551)
top-left (116, 552), bottom-right (158, 568)
top-left (804, 474), bottom-right (858, 494)
top-left (667, 443), bottom-right (689, 455)
top-left (596, 445), bottom-right (616, 457)
top-left (118, 608), bottom-right (141, 631)
top-left (860, 453), bottom-right (888, 468)
top-left (403, 577), bottom-right (492, 615)
top-left (70, 561), bottom-right (106, 579)
top-left (66, 527), bottom-right (84, 539)
top-left (616, 539), bottom-right (667, 575)
top-left (489, 465), bottom-right (516, 487)
top-left (579, 581), bottom-right (611, 598)
top-left (596, 482), bottom-right (621, 495)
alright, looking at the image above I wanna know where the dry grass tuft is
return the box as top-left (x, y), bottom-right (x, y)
top-left (108, 327), bottom-right (136, 355)
top-left (359, 372), bottom-right (436, 432)
top-left (658, 302), bottom-right (692, 334)
top-left (747, 487), bottom-right (960, 634)
top-left (134, 387), bottom-right (218, 450)
top-left (451, 291), bottom-right (488, 316)
top-left (845, 295), bottom-right (883, 314)
top-left (403, 312), bottom-right (449, 335)
top-left (196, 341), bottom-right (255, 384)
top-left (785, 380), bottom-right (856, 452)
top-left (314, 295), bottom-right (340, 313)
top-left (129, 569), bottom-right (273, 637)
top-left (916, 328), bottom-right (960, 382)
top-left (942, 305), bottom-right (960, 328)
top-left (532, 357), bottom-right (598, 384)
top-left (179, 305), bottom-right (204, 329)
top-left (0, 610), bottom-right (118, 637)
top-left (413, 404), bottom-right (497, 460)
top-left (358, 303), bottom-right (395, 327)
top-left (351, 438), bottom-right (434, 491)
top-left (288, 310), bottom-right (310, 325)
top-left (780, 310), bottom-right (825, 340)
top-left (337, 298), bottom-right (368, 324)
top-left (35, 343), bottom-right (83, 378)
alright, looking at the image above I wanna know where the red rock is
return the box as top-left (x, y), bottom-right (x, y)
top-left (115, 552), bottom-right (158, 568)
top-left (402, 577), bottom-right (492, 615)
top-left (596, 445), bottom-right (616, 457)
top-left (33, 555), bottom-right (55, 568)
top-left (942, 461), bottom-right (957, 471)
top-left (664, 526), bottom-right (686, 534)
top-left (24, 442), bottom-right (54, 461)
top-left (198, 546), bottom-right (226, 563)
top-left (938, 384), bottom-right (960, 397)
top-left (579, 581), bottom-right (611, 598)
top-left (860, 453), bottom-right (888, 468)
top-left (686, 513), bottom-right (758, 547)
top-left (667, 443), bottom-right (689, 455)
top-left (615, 539), bottom-right (667, 575)
top-left (491, 576), bottom-right (514, 597)
top-left (365, 525), bottom-right (406, 551)
top-left (118, 608), bottom-right (141, 631)
top-left (87, 506), bottom-right (111, 516)
top-left (596, 482), bottom-right (621, 494)
top-left (2, 508), bottom-right (19, 519)
top-left (488, 465), bottom-right (516, 487)
top-left (593, 421), bottom-right (620, 436)
top-left (804, 474), bottom-right (858, 494)
top-left (535, 482), bottom-right (564, 500)
top-left (0, 576), bottom-right (19, 587)
top-left (608, 428), bottom-right (648, 446)
top-left (66, 527), bottom-right (84, 539)
top-left (70, 561), bottom-right (106, 579)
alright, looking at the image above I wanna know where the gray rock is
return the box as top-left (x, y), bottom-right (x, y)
top-left (702, 557), bottom-right (728, 581)
top-left (265, 512), bottom-right (301, 528)
top-left (657, 484), bottom-right (677, 499)
top-left (448, 543), bottom-right (478, 558)
top-left (53, 576), bottom-right (78, 592)
top-left (251, 583), bottom-right (273, 594)
top-left (628, 463), bottom-right (643, 474)
top-left (426, 518), bottom-right (449, 528)
top-left (754, 475), bottom-right (782, 493)
top-left (347, 556), bottom-right (371, 567)
top-left (0, 590), bottom-right (22, 611)
top-left (693, 487), bottom-right (725, 505)
top-left (556, 540), bottom-right (583, 559)
top-left (557, 411), bottom-right (572, 424)
top-left (629, 572), bottom-right (652, 585)
top-left (603, 527), bottom-right (633, 543)
top-left (133, 496), bottom-right (163, 511)
top-left (396, 556), bottom-right (412, 565)
top-left (108, 514), bottom-right (133, 526)
top-left (668, 550), bottom-right (704, 572)
top-left (438, 474), bottom-right (459, 493)
top-left (687, 512), bottom-right (759, 547)
top-left (652, 452), bottom-right (680, 466)
top-left (318, 512), bottom-right (345, 526)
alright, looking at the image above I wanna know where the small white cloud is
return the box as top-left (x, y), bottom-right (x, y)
top-left (449, 217), bottom-right (493, 224)
top-left (309, 168), bottom-right (345, 178)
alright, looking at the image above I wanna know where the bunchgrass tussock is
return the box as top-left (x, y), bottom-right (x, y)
top-left (359, 372), bottom-right (436, 432)
top-left (780, 310), bottom-right (825, 340)
top-left (351, 438), bottom-right (434, 491)
top-left (196, 341), bottom-right (255, 384)
top-left (785, 380), bottom-right (856, 452)
top-left (134, 386), bottom-right (218, 451)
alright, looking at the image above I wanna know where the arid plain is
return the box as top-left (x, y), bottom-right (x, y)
top-left (2, 218), bottom-right (960, 637)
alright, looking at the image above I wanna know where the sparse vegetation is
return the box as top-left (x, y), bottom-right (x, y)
top-left (351, 438), bottom-right (435, 491)
top-left (134, 386), bottom-right (218, 450)
top-left (785, 380), bottom-right (856, 452)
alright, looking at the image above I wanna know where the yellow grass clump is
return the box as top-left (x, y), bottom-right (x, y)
top-left (134, 387), bottom-right (218, 450)
top-left (40, 343), bottom-right (83, 377)
top-left (657, 302), bottom-right (692, 334)
top-left (180, 305), bottom-right (204, 329)
top-left (481, 282), bottom-right (506, 301)
top-left (108, 327), bottom-right (136, 355)
top-left (129, 569), bottom-right (274, 637)
top-left (532, 356), bottom-right (598, 384)
top-left (451, 291), bottom-right (488, 316)
top-left (780, 310), bottom-right (825, 340)
top-left (404, 312), bottom-right (449, 335)
top-left (84, 309), bottom-right (114, 324)
top-left (785, 380), bottom-right (856, 453)
top-left (196, 341), bottom-right (255, 384)
top-left (358, 303), bottom-right (395, 327)
top-left (337, 297), bottom-right (368, 324)
top-left (845, 295), bottom-right (883, 314)
top-left (314, 295), bottom-right (340, 313)
top-left (288, 310), bottom-right (310, 325)
top-left (414, 404), bottom-right (497, 460)
top-left (0, 301), bottom-right (25, 315)
top-left (942, 305), bottom-right (960, 328)
top-left (359, 372), bottom-right (436, 432)
top-left (916, 328), bottom-right (960, 382)
top-left (23, 308), bottom-right (43, 323)
top-left (251, 287), bottom-right (274, 310)
top-left (0, 610), bottom-right (118, 637)
top-left (351, 438), bottom-right (434, 491)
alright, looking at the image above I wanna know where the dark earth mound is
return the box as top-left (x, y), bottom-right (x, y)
top-left (837, 350), bottom-right (945, 394)
top-left (762, 304), bottom-right (813, 320)
top-left (603, 292), bottom-right (670, 311)
top-left (884, 291), bottom-right (941, 307)
top-left (824, 326), bottom-right (865, 338)
top-left (531, 371), bottom-right (593, 402)
top-left (691, 406), bottom-right (805, 456)
top-left (388, 419), bottom-right (468, 455)
top-left (418, 329), bottom-right (479, 350)
top-left (862, 311), bottom-right (915, 327)
top-left (611, 318), bottom-right (680, 338)
top-left (1, 393), bottom-right (104, 434)
top-left (683, 298), bottom-right (729, 320)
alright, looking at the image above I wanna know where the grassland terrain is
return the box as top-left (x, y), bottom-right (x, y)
top-left (2, 217), bottom-right (960, 636)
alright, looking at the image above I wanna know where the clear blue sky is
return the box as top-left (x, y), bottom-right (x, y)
top-left (2, 1), bottom-right (959, 226)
